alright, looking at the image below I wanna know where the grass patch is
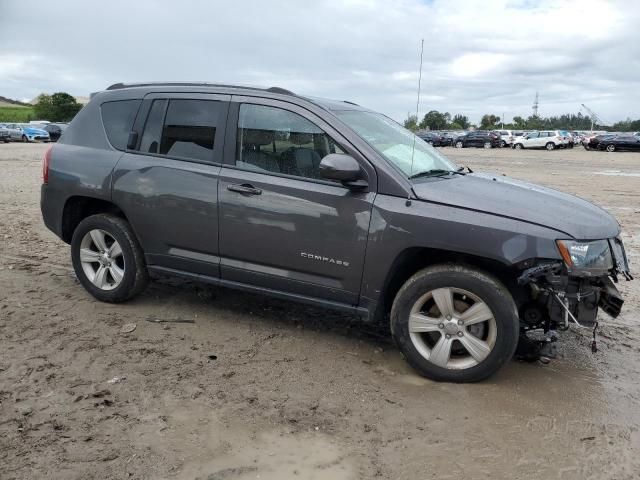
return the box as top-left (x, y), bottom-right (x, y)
top-left (0, 106), bottom-right (36, 123)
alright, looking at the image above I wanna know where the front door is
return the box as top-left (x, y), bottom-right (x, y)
top-left (218, 99), bottom-right (376, 306)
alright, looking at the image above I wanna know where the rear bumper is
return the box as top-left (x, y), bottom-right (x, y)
top-left (40, 184), bottom-right (64, 240)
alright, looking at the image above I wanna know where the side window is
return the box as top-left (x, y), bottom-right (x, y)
top-left (139, 99), bottom-right (225, 162)
top-left (235, 104), bottom-right (344, 180)
top-left (528, 132), bottom-right (539, 139)
top-left (101, 100), bottom-right (142, 150)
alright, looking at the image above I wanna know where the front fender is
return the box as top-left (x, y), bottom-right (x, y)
top-left (361, 195), bottom-right (564, 305)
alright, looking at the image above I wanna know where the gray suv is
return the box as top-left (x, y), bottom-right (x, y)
top-left (40, 82), bottom-right (632, 382)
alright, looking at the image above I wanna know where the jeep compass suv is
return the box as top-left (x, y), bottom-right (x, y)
top-left (40, 82), bottom-right (631, 382)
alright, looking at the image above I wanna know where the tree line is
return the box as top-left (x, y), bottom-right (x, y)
top-left (404, 110), bottom-right (640, 132)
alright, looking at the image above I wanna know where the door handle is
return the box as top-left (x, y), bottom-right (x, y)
top-left (227, 183), bottom-right (262, 195)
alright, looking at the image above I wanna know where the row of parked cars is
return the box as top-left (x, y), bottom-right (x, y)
top-left (0, 122), bottom-right (67, 143)
top-left (417, 129), bottom-right (640, 152)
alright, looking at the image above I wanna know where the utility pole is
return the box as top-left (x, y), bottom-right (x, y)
top-left (532, 92), bottom-right (539, 117)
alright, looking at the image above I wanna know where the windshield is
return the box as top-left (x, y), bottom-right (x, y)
top-left (335, 110), bottom-right (457, 178)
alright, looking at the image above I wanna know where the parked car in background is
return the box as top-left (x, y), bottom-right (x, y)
top-left (3, 123), bottom-right (50, 142)
top-left (437, 131), bottom-right (457, 146)
top-left (42, 123), bottom-right (68, 142)
top-left (454, 130), bottom-right (500, 148)
top-left (583, 134), bottom-right (617, 150)
top-left (39, 81), bottom-right (631, 382)
top-left (0, 124), bottom-right (10, 143)
top-left (417, 131), bottom-right (446, 147)
top-left (597, 135), bottom-right (640, 152)
top-left (559, 130), bottom-right (574, 148)
top-left (512, 130), bottom-right (565, 150)
top-left (492, 130), bottom-right (517, 148)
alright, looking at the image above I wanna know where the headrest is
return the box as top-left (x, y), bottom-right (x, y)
top-left (242, 128), bottom-right (274, 145)
top-left (289, 132), bottom-right (313, 145)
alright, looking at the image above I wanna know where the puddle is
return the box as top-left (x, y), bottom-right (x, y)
top-left (594, 170), bottom-right (640, 177)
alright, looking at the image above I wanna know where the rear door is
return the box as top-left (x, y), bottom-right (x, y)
top-left (112, 93), bottom-right (230, 277)
top-left (217, 97), bottom-right (376, 305)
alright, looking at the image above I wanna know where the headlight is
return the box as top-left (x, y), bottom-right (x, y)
top-left (556, 239), bottom-right (613, 275)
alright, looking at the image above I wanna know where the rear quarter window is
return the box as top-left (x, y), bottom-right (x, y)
top-left (101, 100), bottom-right (142, 150)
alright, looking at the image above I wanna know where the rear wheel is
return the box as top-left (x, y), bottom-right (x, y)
top-left (514, 143), bottom-right (523, 150)
top-left (606, 144), bottom-right (616, 152)
top-left (545, 142), bottom-right (555, 151)
top-left (390, 264), bottom-right (519, 382)
top-left (71, 214), bottom-right (149, 303)
top-left (500, 140), bottom-right (506, 148)
top-left (455, 141), bottom-right (463, 148)
top-left (483, 141), bottom-right (492, 149)
top-left (21, 135), bottom-right (28, 143)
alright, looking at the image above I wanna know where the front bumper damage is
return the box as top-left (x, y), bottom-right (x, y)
top-left (515, 237), bottom-right (631, 360)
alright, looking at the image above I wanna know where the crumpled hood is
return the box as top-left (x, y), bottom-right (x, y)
top-left (411, 173), bottom-right (620, 239)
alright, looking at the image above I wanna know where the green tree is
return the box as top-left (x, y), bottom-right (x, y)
top-left (479, 114), bottom-right (500, 129)
top-left (403, 113), bottom-right (419, 131)
top-left (451, 114), bottom-right (470, 129)
top-left (419, 110), bottom-right (448, 130)
top-left (33, 92), bottom-right (82, 122)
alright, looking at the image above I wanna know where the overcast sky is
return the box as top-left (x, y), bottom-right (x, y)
top-left (1, 0), bottom-right (638, 124)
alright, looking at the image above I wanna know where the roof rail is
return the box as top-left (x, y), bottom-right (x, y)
top-left (105, 82), bottom-right (295, 96)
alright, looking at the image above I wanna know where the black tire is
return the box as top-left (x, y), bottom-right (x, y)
top-left (71, 213), bottom-right (149, 303)
top-left (500, 140), bottom-right (506, 148)
top-left (390, 264), bottom-right (519, 383)
top-left (22, 135), bottom-right (28, 143)
top-left (514, 143), bottom-right (523, 150)
top-left (606, 144), bottom-right (616, 152)
top-left (545, 142), bottom-right (555, 151)
top-left (455, 141), bottom-right (463, 148)
top-left (483, 141), bottom-right (492, 149)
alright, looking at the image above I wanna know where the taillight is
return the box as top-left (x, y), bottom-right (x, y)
top-left (43, 145), bottom-right (52, 184)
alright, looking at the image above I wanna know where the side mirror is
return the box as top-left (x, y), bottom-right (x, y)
top-left (319, 154), bottom-right (367, 189)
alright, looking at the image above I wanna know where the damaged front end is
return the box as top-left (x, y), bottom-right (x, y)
top-left (515, 237), bottom-right (632, 359)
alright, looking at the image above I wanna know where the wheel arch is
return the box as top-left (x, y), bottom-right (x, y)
top-left (61, 196), bottom-right (130, 243)
top-left (372, 247), bottom-right (525, 324)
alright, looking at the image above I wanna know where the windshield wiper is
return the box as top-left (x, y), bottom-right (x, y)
top-left (409, 169), bottom-right (461, 179)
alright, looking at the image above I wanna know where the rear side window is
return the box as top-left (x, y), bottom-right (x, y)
top-left (101, 100), bottom-right (141, 150)
top-left (138, 99), bottom-right (225, 162)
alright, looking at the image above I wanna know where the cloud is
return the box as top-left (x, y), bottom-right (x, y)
top-left (0, 0), bottom-right (638, 124)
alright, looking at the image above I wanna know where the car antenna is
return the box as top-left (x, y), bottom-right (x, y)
top-left (409, 38), bottom-right (424, 177)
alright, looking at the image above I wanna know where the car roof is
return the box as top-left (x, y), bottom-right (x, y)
top-left (101, 81), bottom-right (369, 113)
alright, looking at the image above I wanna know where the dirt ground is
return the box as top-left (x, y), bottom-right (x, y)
top-left (1, 142), bottom-right (639, 480)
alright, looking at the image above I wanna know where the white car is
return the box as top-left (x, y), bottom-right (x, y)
top-left (493, 130), bottom-right (517, 148)
top-left (512, 130), bottom-right (565, 150)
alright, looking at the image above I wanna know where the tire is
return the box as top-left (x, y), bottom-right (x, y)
top-left (455, 141), bottom-right (463, 148)
top-left (21, 135), bottom-right (28, 143)
top-left (500, 140), bottom-right (506, 148)
top-left (390, 264), bottom-right (519, 383)
top-left (545, 142), bottom-right (555, 151)
top-left (606, 144), bottom-right (615, 152)
top-left (71, 213), bottom-right (149, 303)
top-left (514, 143), bottom-right (523, 150)
top-left (483, 141), bottom-right (492, 149)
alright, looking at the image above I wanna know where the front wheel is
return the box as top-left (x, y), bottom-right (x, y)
top-left (545, 142), bottom-right (555, 151)
top-left (606, 144), bottom-right (616, 152)
top-left (71, 213), bottom-right (149, 303)
top-left (483, 141), bottom-right (492, 149)
top-left (390, 264), bottom-right (519, 383)
top-left (514, 143), bottom-right (523, 150)
top-left (500, 140), bottom-right (506, 148)
top-left (21, 135), bottom-right (28, 143)
top-left (455, 141), bottom-right (463, 148)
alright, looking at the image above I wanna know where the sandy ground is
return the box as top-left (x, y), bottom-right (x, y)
top-left (1, 142), bottom-right (639, 480)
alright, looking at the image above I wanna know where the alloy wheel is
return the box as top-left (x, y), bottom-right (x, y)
top-left (79, 229), bottom-right (125, 291)
top-left (408, 287), bottom-right (497, 370)
top-left (606, 144), bottom-right (615, 152)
